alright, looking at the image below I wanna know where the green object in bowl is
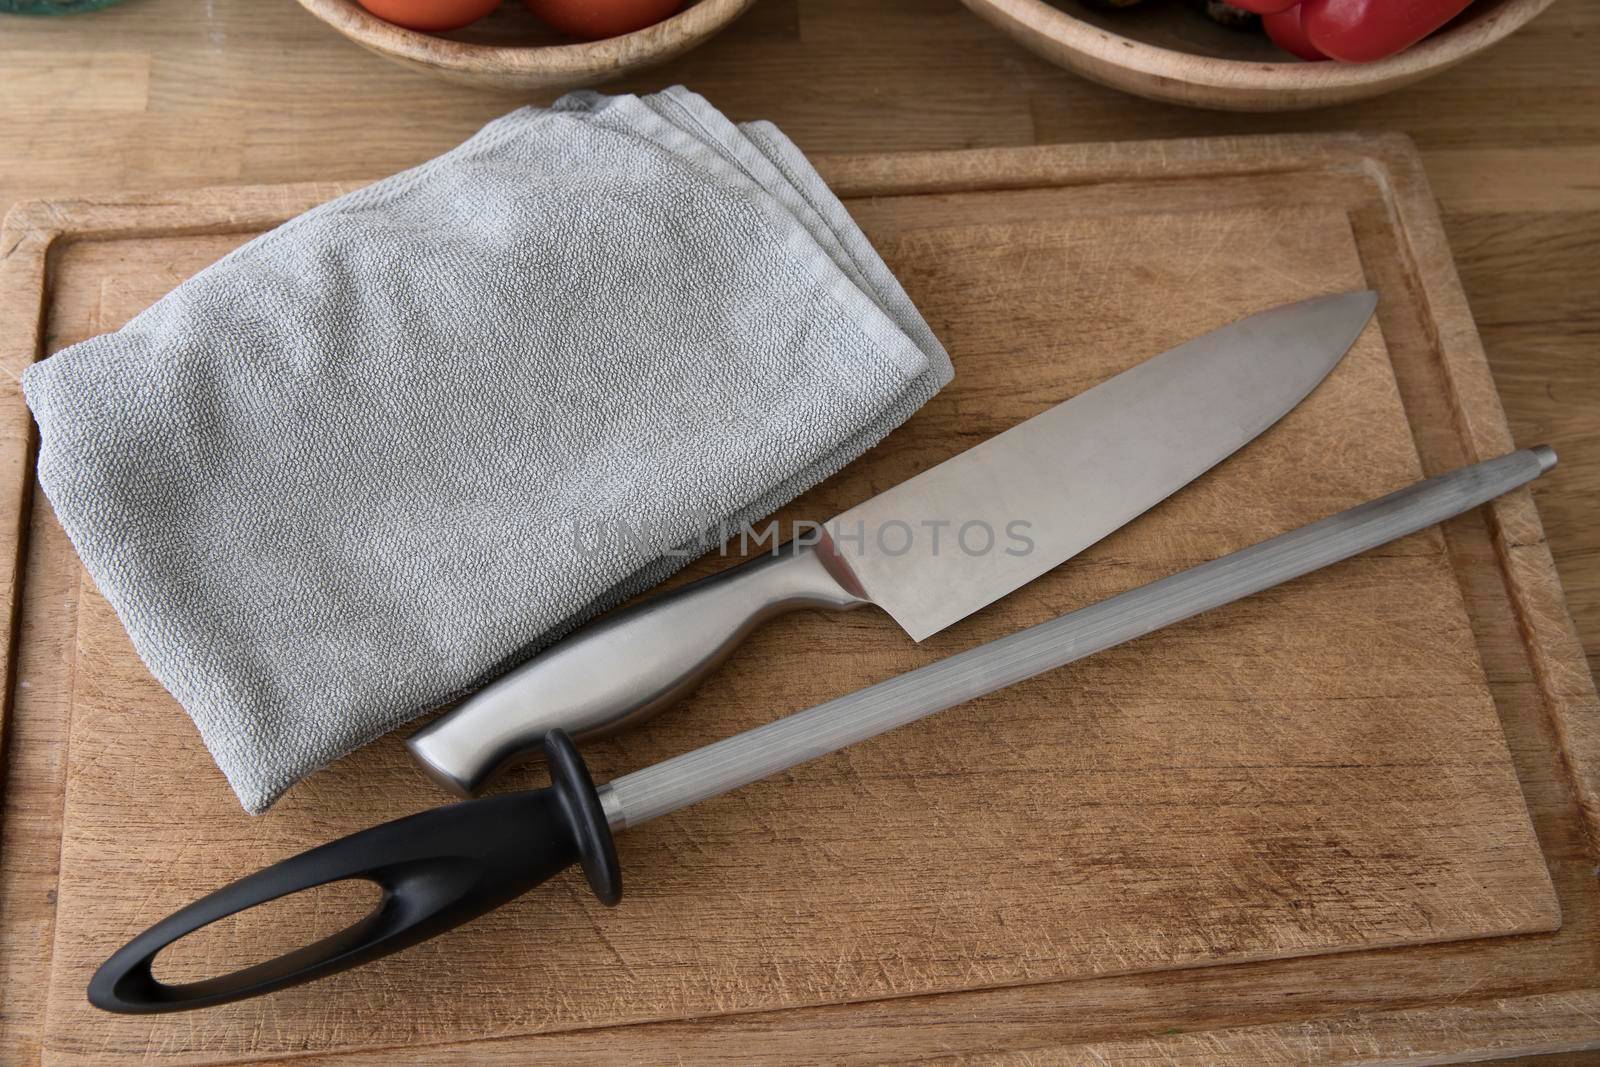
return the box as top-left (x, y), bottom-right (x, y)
top-left (0, 0), bottom-right (124, 12)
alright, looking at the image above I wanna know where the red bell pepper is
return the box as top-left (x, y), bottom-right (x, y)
top-left (1299, 0), bottom-right (1475, 63)
top-left (1263, 4), bottom-right (1328, 60)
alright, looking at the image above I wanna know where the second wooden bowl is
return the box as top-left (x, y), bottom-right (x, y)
top-left (961, 0), bottom-right (1555, 111)
top-left (296, 0), bottom-right (755, 92)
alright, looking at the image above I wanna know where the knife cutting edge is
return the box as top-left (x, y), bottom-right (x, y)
top-left (90, 445), bottom-right (1555, 1014)
top-left (408, 291), bottom-right (1380, 797)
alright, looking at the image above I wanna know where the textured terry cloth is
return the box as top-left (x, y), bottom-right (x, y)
top-left (551, 88), bottom-right (952, 555)
top-left (23, 90), bottom-right (953, 813)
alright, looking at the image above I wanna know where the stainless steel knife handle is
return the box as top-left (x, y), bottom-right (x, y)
top-left (407, 541), bottom-right (869, 796)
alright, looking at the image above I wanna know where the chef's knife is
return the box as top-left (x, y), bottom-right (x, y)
top-left (408, 292), bottom-right (1379, 796)
top-left (90, 446), bottom-right (1555, 1014)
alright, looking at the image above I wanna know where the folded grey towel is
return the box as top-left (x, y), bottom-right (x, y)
top-left (23, 89), bottom-right (951, 813)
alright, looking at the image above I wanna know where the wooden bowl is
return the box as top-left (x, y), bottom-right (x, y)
top-left (960, 0), bottom-right (1555, 111)
top-left (296, 0), bottom-right (755, 92)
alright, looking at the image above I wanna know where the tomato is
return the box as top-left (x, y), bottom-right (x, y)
top-left (522, 0), bottom-right (686, 40)
top-left (1263, 4), bottom-right (1328, 60)
top-left (1222, 0), bottom-right (1301, 14)
top-left (1300, 0), bottom-right (1473, 63)
top-left (355, 0), bottom-right (502, 32)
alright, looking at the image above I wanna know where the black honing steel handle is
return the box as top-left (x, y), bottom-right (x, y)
top-left (88, 731), bottom-right (619, 1014)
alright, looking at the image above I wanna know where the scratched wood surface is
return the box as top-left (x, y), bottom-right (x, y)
top-left (2, 135), bottom-right (1596, 1064)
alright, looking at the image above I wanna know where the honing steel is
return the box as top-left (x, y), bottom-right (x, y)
top-left (90, 446), bottom-right (1554, 1014)
top-left (408, 291), bottom-right (1380, 796)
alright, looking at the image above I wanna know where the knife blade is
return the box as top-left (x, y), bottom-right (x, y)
top-left (407, 291), bottom-right (1378, 796)
top-left (831, 289), bottom-right (1379, 640)
top-left (91, 447), bottom-right (1555, 1014)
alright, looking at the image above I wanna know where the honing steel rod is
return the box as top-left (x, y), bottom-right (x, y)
top-left (90, 447), bottom-right (1554, 1014)
top-left (596, 445), bottom-right (1557, 829)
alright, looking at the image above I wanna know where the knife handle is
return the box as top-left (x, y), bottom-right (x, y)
top-left (407, 540), bottom-right (869, 797)
top-left (88, 732), bottom-right (619, 1015)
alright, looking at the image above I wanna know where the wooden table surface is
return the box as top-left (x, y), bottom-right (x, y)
top-left (0, 2), bottom-right (1596, 1063)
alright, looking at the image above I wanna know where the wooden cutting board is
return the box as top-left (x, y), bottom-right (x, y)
top-left (2, 133), bottom-right (1598, 1065)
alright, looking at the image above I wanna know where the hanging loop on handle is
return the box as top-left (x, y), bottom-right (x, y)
top-left (88, 730), bottom-right (619, 1014)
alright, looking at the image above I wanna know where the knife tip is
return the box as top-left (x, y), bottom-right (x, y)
top-left (1349, 288), bottom-right (1379, 317)
top-left (1299, 289), bottom-right (1378, 329)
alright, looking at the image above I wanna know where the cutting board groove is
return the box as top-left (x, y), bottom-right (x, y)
top-left (2, 133), bottom-right (1598, 1064)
